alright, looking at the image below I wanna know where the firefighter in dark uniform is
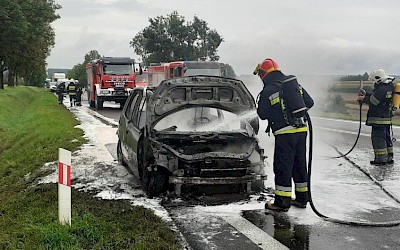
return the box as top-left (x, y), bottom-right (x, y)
top-left (75, 81), bottom-right (82, 106)
top-left (358, 68), bottom-right (394, 165)
top-left (255, 58), bottom-right (314, 211)
top-left (67, 81), bottom-right (77, 107)
top-left (56, 82), bottom-right (66, 105)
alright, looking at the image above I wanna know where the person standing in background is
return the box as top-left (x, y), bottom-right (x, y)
top-left (67, 81), bottom-right (77, 107)
top-left (56, 82), bottom-right (66, 105)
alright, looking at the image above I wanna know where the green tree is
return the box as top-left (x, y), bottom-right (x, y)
top-left (0, 0), bottom-right (60, 88)
top-left (0, 0), bottom-right (27, 88)
top-left (67, 50), bottom-right (102, 87)
top-left (130, 11), bottom-right (223, 65)
top-left (326, 94), bottom-right (348, 114)
top-left (339, 72), bottom-right (369, 81)
top-left (220, 63), bottom-right (237, 79)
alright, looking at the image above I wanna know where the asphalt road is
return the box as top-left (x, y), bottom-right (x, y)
top-left (89, 100), bottom-right (400, 250)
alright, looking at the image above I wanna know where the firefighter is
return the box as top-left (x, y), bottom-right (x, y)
top-left (255, 58), bottom-right (314, 212)
top-left (75, 81), bottom-right (82, 106)
top-left (358, 68), bottom-right (395, 165)
top-left (67, 81), bottom-right (77, 107)
top-left (56, 82), bottom-right (66, 105)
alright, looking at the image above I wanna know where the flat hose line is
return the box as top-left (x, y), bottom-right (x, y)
top-left (306, 112), bottom-right (400, 227)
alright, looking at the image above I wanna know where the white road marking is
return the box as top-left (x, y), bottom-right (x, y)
top-left (222, 215), bottom-right (289, 250)
top-left (314, 126), bottom-right (370, 137)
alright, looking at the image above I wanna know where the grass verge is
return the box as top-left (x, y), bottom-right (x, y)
top-left (0, 87), bottom-right (181, 249)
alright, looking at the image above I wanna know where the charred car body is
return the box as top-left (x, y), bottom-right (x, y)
top-left (117, 76), bottom-right (267, 197)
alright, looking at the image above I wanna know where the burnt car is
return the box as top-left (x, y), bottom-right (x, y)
top-left (117, 76), bottom-right (267, 197)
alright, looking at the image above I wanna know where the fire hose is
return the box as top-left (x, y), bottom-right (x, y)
top-left (306, 112), bottom-right (400, 227)
top-left (330, 100), bottom-right (363, 158)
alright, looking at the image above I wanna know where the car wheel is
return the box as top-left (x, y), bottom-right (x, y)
top-left (143, 165), bottom-right (168, 198)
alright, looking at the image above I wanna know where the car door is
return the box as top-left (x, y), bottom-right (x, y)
top-left (125, 89), bottom-right (143, 177)
top-left (119, 89), bottom-right (141, 172)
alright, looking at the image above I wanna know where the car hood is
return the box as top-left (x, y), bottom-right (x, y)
top-left (147, 76), bottom-right (256, 123)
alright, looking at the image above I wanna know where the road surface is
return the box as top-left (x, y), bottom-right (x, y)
top-left (79, 99), bottom-right (400, 250)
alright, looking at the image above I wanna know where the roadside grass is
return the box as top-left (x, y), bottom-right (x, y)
top-left (0, 87), bottom-right (181, 249)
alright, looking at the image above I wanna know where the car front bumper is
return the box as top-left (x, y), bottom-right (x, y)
top-left (169, 174), bottom-right (267, 185)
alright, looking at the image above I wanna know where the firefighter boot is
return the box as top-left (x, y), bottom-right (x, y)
top-left (387, 153), bottom-right (394, 164)
top-left (291, 199), bottom-right (307, 208)
top-left (370, 154), bottom-right (388, 166)
top-left (265, 201), bottom-right (289, 212)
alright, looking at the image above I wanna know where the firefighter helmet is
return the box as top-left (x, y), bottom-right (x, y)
top-left (368, 68), bottom-right (394, 84)
top-left (253, 58), bottom-right (280, 79)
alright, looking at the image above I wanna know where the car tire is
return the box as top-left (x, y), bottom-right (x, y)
top-left (143, 165), bottom-right (168, 198)
top-left (251, 180), bottom-right (265, 192)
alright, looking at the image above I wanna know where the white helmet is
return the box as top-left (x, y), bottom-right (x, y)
top-left (368, 68), bottom-right (394, 84)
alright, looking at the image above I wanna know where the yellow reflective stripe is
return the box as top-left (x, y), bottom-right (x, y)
top-left (270, 97), bottom-right (280, 105)
top-left (374, 149), bottom-right (387, 155)
top-left (274, 190), bottom-right (292, 197)
top-left (369, 120), bottom-right (392, 125)
top-left (368, 117), bottom-right (392, 125)
top-left (295, 187), bottom-right (308, 192)
top-left (274, 126), bottom-right (308, 135)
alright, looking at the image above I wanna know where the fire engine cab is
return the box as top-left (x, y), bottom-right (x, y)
top-left (86, 57), bottom-right (141, 109)
top-left (143, 61), bottom-right (222, 87)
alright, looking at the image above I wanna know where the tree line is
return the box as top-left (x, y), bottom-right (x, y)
top-left (1, 8), bottom-right (235, 90)
top-left (339, 72), bottom-right (369, 81)
top-left (0, 0), bottom-right (60, 89)
top-left (68, 11), bottom-right (236, 84)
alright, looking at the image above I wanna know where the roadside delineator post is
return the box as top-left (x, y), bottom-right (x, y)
top-left (58, 148), bottom-right (71, 226)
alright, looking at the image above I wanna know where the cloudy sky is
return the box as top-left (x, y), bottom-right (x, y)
top-left (46, 0), bottom-right (400, 76)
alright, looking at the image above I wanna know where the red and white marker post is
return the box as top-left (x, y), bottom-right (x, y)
top-left (58, 148), bottom-right (72, 226)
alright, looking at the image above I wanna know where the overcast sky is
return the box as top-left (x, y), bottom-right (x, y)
top-left (46, 0), bottom-right (400, 76)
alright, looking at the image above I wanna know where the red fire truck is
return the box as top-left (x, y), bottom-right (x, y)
top-left (86, 57), bottom-right (141, 109)
top-left (143, 61), bottom-right (222, 86)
